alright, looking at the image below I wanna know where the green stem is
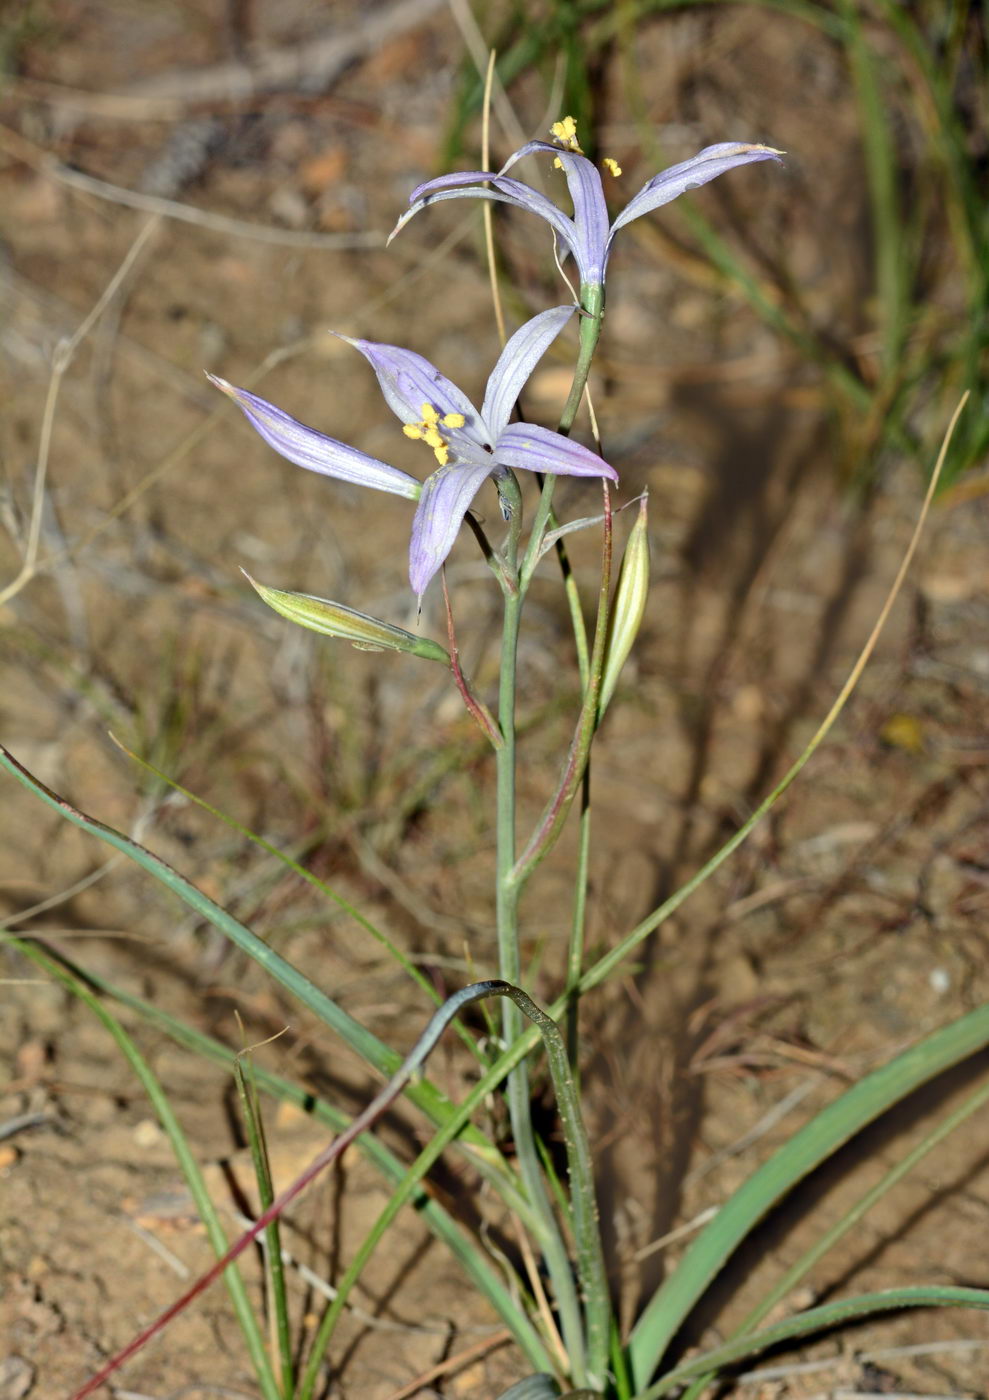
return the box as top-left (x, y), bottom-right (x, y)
top-left (512, 485), bottom-right (613, 887)
top-left (566, 765), bottom-right (593, 1067)
top-left (522, 283), bottom-right (605, 586)
top-left (490, 278), bottom-right (608, 1384)
top-left (496, 586), bottom-right (587, 1383)
top-left (234, 1055), bottom-right (294, 1397)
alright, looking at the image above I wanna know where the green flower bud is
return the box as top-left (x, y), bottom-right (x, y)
top-left (599, 493), bottom-right (649, 716)
top-left (245, 574), bottom-right (449, 665)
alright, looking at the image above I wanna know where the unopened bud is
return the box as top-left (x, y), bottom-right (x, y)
top-left (599, 493), bottom-right (649, 716)
top-left (245, 573), bottom-right (449, 664)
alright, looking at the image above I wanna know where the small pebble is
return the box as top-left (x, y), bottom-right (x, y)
top-left (929, 967), bottom-right (951, 995)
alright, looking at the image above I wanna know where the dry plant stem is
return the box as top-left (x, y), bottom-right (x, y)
top-left (596, 391), bottom-right (968, 1013)
top-left (522, 285), bottom-right (605, 580)
top-left (382, 1329), bottom-right (513, 1400)
top-left (481, 47), bottom-right (508, 350)
top-left (442, 571), bottom-right (504, 747)
top-left (31, 218), bottom-right (476, 584)
top-left (0, 215), bottom-right (159, 609)
top-left (296, 981), bottom-right (610, 1397)
top-left (511, 481), bottom-right (613, 887)
top-left (0, 123), bottom-right (378, 250)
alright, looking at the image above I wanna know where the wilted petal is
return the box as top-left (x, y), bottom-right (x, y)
top-left (336, 338), bottom-right (479, 434)
top-left (503, 141), bottom-right (609, 285)
top-left (409, 462), bottom-right (493, 598)
top-left (481, 305), bottom-right (575, 439)
top-left (391, 169), bottom-right (579, 259)
top-left (208, 375), bottom-right (420, 499)
top-left (609, 143), bottom-right (783, 239)
top-left (406, 168), bottom-right (499, 205)
top-left (495, 422), bottom-right (618, 481)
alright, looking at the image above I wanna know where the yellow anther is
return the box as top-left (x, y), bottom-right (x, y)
top-left (550, 116), bottom-right (580, 149)
top-left (405, 402), bottom-right (462, 466)
top-left (602, 157), bottom-right (622, 177)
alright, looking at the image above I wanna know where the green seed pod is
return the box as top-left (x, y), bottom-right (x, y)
top-left (245, 574), bottom-right (449, 665)
top-left (599, 493), bottom-right (649, 716)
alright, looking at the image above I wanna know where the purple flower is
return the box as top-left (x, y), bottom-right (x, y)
top-left (391, 118), bottom-right (782, 290)
top-left (209, 304), bottom-right (616, 599)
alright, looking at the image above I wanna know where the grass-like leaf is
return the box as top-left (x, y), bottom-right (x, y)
top-left (627, 1002), bottom-right (989, 1385)
top-left (8, 934), bottom-right (282, 1400)
top-left (638, 1285), bottom-right (989, 1398)
top-left (109, 736), bottom-right (485, 1062)
top-left (0, 745), bottom-right (500, 1162)
top-left (233, 1046), bottom-right (294, 1397)
top-left (14, 933), bottom-right (552, 1372)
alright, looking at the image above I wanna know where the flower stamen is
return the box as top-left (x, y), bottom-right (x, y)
top-left (602, 157), bottom-right (622, 177)
top-left (403, 402), bottom-right (466, 466)
top-left (551, 115), bottom-right (584, 168)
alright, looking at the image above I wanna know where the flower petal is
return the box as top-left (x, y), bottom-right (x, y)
top-left (336, 338), bottom-right (480, 438)
top-left (494, 422), bottom-right (618, 481)
top-left (390, 170), bottom-right (580, 262)
top-left (208, 375), bottom-right (420, 499)
top-left (481, 305), bottom-right (575, 439)
top-left (608, 143), bottom-right (783, 239)
top-left (502, 141), bottom-right (609, 285)
top-left (408, 461), bottom-right (493, 598)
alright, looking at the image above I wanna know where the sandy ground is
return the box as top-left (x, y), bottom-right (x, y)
top-left (2, 2), bottom-right (988, 1397)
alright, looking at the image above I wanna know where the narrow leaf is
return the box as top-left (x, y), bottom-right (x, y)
top-left (640, 1286), bottom-right (989, 1398)
top-left (0, 746), bottom-right (500, 1165)
top-left (628, 1002), bottom-right (989, 1385)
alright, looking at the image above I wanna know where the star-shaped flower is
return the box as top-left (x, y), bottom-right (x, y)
top-left (391, 118), bottom-right (782, 291)
top-left (210, 305), bottom-right (616, 600)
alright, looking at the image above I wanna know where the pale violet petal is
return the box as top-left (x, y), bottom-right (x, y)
top-left (406, 168), bottom-right (498, 205)
top-left (548, 150), bottom-right (609, 285)
top-left (409, 461), bottom-right (493, 598)
top-left (207, 375), bottom-right (420, 499)
top-left (390, 171), bottom-right (579, 259)
top-left (494, 422), bottom-right (618, 481)
top-left (499, 141), bottom-right (610, 284)
top-left (336, 337), bottom-right (481, 438)
top-left (480, 305), bottom-right (575, 439)
top-left (608, 143), bottom-right (782, 242)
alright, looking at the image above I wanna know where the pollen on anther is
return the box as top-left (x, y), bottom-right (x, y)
top-left (550, 116), bottom-right (580, 148)
top-left (602, 157), bottom-right (622, 177)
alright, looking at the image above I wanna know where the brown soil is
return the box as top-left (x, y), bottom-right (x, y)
top-left (2, 3), bottom-right (988, 1398)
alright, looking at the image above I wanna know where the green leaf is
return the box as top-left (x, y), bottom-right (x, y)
top-left (0, 745), bottom-right (500, 1166)
top-left (8, 934), bottom-right (552, 1374)
top-left (640, 1286), bottom-right (989, 1398)
top-left (628, 1002), bottom-right (989, 1386)
top-left (10, 936), bottom-right (281, 1400)
top-left (496, 1376), bottom-right (561, 1400)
